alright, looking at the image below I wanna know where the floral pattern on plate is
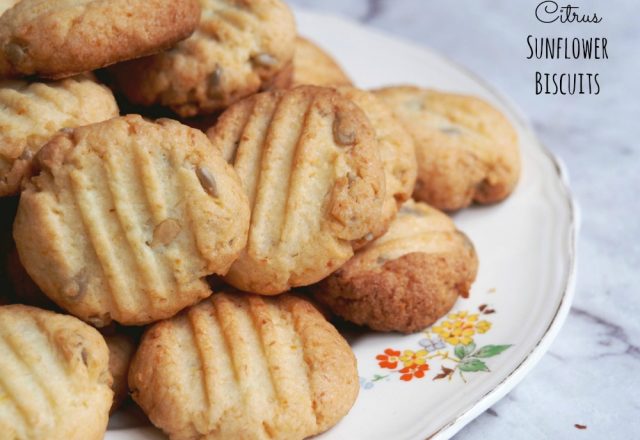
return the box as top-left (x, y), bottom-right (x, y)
top-left (361, 305), bottom-right (512, 388)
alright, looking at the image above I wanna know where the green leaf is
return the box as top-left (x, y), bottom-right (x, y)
top-left (454, 342), bottom-right (476, 359)
top-left (458, 359), bottom-right (489, 372)
top-left (473, 345), bottom-right (512, 358)
top-left (465, 341), bottom-right (477, 355)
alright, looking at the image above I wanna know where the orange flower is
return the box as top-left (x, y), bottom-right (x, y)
top-left (399, 363), bottom-right (430, 381)
top-left (376, 348), bottom-right (401, 369)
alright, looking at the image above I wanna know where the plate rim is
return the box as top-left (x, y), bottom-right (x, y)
top-left (432, 139), bottom-right (580, 439)
top-left (409, 29), bottom-right (581, 440)
top-left (292, 10), bottom-right (581, 439)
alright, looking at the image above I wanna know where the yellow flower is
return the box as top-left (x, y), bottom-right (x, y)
top-left (476, 320), bottom-right (492, 334)
top-left (448, 311), bottom-right (467, 320)
top-left (431, 311), bottom-right (493, 346)
top-left (399, 349), bottom-right (427, 368)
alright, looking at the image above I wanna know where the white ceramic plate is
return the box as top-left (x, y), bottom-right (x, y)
top-left (106, 9), bottom-right (579, 440)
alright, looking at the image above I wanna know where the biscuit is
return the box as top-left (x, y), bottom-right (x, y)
top-left (336, 86), bottom-right (416, 245)
top-left (313, 200), bottom-right (478, 333)
top-left (0, 75), bottom-right (119, 197)
top-left (373, 86), bottom-right (520, 211)
top-left (109, 0), bottom-right (296, 117)
top-left (206, 86), bottom-right (386, 294)
top-left (105, 332), bottom-right (136, 413)
top-left (292, 36), bottom-right (352, 87)
top-left (0, 304), bottom-right (112, 439)
top-left (129, 290), bottom-right (359, 440)
top-left (13, 115), bottom-right (250, 326)
top-left (0, 0), bottom-right (201, 79)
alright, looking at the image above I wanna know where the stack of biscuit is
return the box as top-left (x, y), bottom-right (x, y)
top-left (0, 1), bottom-right (520, 439)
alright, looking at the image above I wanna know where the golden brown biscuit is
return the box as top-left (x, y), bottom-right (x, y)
top-left (0, 0), bottom-right (201, 79)
top-left (14, 115), bottom-right (250, 326)
top-left (105, 332), bottom-right (136, 413)
top-left (292, 36), bottom-right (352, 87)
top-left (0, 304), bottom-right (113, 439)
top-left (374, 86), bottom-right (520, 211)
top-left (207, 86), bottom-right (386, 294)
top-left (314, 200), bottom-right (478, 333)
top-left (109, 0), bottom-right (296, 117)
top-left (336, 87), bottom-right (416, 245)
top-left (130, 290), bottom-right (359, 440)
top-left (0, 75), bottom-right (119, 197)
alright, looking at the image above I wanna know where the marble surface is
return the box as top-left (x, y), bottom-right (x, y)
top-left (288, 0), bottom-right (640, 438)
